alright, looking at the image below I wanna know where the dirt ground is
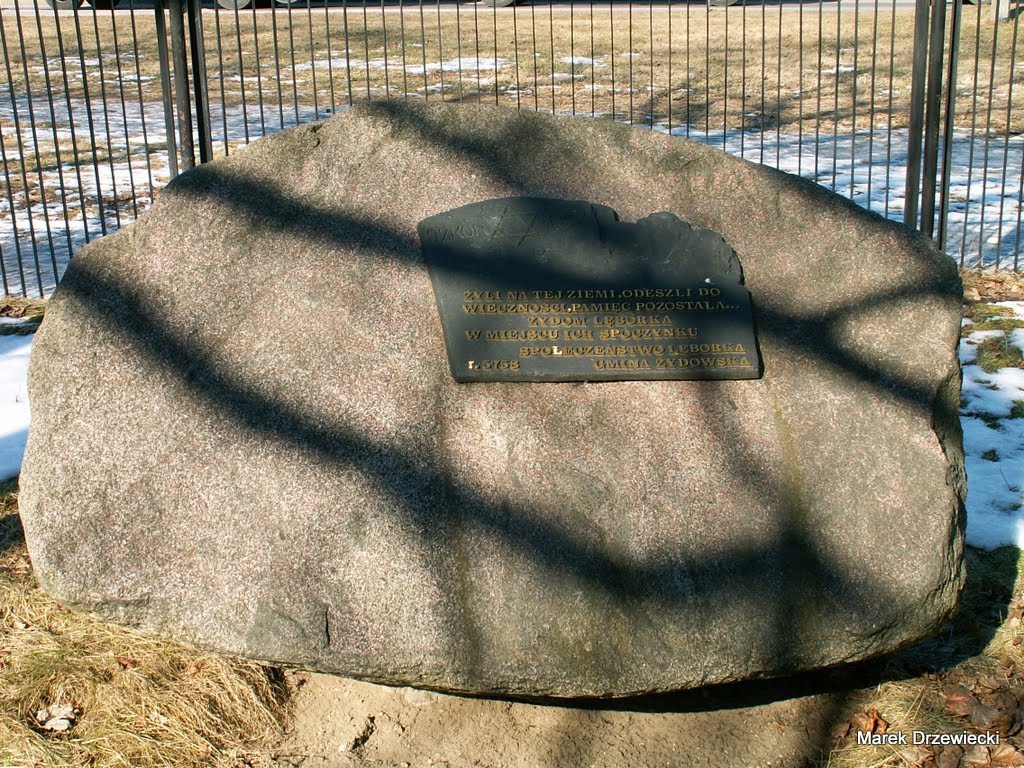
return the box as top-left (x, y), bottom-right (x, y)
top-left (266, 671), bottom-right (853, 768)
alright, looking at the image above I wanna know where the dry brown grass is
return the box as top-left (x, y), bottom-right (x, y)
top-left (0, 479), bottom-right (291, 768)
top-left (821, 548), bottom-right (1024, 768)
top-left (962, 267), bottom-right (1024, 303)
top-left (0, 296), bottom-right (45, 319)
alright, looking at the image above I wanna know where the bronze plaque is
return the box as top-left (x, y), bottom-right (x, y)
top-left (418, 197), bottom-right (762, 383)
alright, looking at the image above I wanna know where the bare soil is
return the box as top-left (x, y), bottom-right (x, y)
top-left (264, 672), bottom-right (848, 767)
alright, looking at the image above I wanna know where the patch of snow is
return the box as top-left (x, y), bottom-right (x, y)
top-left (963, 412), bottom-right (1024, 550)
top-left (561, 56), bottom-right (606, 67)
top-left (0, 334), bottom-right (31, 482)
top-left (963, 363), bottom-right (1024, 419)
top-left (402, 57), bottom-right (510, 75)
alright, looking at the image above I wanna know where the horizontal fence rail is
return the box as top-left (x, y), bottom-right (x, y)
top-left (0, 0), bottom-right (1021, 297)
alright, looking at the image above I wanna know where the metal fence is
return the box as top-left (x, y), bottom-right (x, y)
top-left (0, 0), bottom-right (1021, 298)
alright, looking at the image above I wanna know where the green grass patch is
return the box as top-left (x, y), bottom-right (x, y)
top-left (974, 336), bottom-right (1024, 374)
top-left (958, 317), bottom-right (1024, 335)
top-left (961, 303), bottom-right (1024, 335)
top-left (963, 303), bottom-right (1016, 322)
top-left (964, 317), bottom-right (1024, 335)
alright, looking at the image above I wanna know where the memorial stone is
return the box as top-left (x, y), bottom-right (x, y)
top-left (18, 102), bottom-right (965, 698)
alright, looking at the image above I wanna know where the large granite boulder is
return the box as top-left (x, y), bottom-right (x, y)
top-left (19, 102), bottom-right (965, 698)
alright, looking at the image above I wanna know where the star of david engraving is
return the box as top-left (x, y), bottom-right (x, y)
top-left (492, 208), bottom-right (536, 245)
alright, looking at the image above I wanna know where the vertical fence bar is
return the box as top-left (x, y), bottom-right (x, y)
top-left (325, 0), bottom-right (337, 111)
top-left (667, 0), bottom-right (673, 131)
top-left (741, 0), bottom-right (747, 145)
top-left (1014, 149), bottom-right (1024, 270)
top-left (628, 1), bottom-right (634, 124)
top-left (399, 1), bottom-right (409, 101)
top-left (684, 0), bottom-right (690, 134)
top-left (866, 0), bottom-right (880, 211)
top-left (70, 2), bottom-right (111, 240)
top-left (106, 4), bottom-right (141, 220)
top-left (155, 0), bottom-right (180, 178)
top-left (590, 1), bottom-right (597, 115)
top-left (609, 0), bottom-right (615, 119)
top-left (920, 0), bottom-right (948, 238)
top-left (883, 0), bottom-right (896, 217)
top-left (0, 123), bottom-right (28, 296)
top-left (476, 1), bottom-right (484, 102)
top-left (212, 5), bottom-right (230, 156)
top-left (831, 3), bottom-right (841, 191)
top-left (87, 3), bottom-right (122, 230)
top-left (761, 0), bottom-right (767, 161)
top-left (551, 2), bottom-right (558, 114)
top-left (418, 0), bottom-right (429, 101)
top-left (492, 2), bottom-right (500, 105)
top-left (937, 0), bottom-right (963, 255)
top-left (795, 0), bottom-right (802, 173)
top-left (904, 0), bottom-right (931, 228)
top-left (126, 0), bottom-right (157, 198)
top-left (249, 0), bottom-right (268, 136)
top-left (380, 0), bottom-right (390, 101)
top-left (977, 13), bottom-right (1002, 267)
top-left (270, 0), bottom-right (285, 128)
top-left (0, 243), bottom-right (9, 299)
top-left (814, 0), bottom-right (822, 180)
top-left (723, 0), bottom-right (729, 146)
top-left (530, 2), bottom-right (538, 111)
top-left (993, 11), bottom-right (1021, 263)
top-left (775, 0), bottom-right (781, 165)
top-left (309, 0), bottom-right (321, 113)
top-left (851, 0), bottom-right (861, 200)
top-left (957, 0), bottom-right (983, 260)
top-left (230, 2), bottom-right (251, 146)
top-left (168, 0), bottom-right (195, 171)
top-left (286, 2), bottom-right (299, 121)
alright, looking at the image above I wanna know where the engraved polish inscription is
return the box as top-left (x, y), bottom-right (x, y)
top-left (418, 197), bottom-right (762, 382)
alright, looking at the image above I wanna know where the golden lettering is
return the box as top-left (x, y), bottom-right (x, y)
top-left (655, 357), bottom-right (753, 369)
top-left (600, 327), bottom-right (698, 340)
top-left (566, 289), bottom-right (617, 299)
top-left (593, 359), bottom-right (652, 370)
top-left (484, 329), bottom-right (558, 341)
top-left (634, 301), bottom-right (737, 312)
